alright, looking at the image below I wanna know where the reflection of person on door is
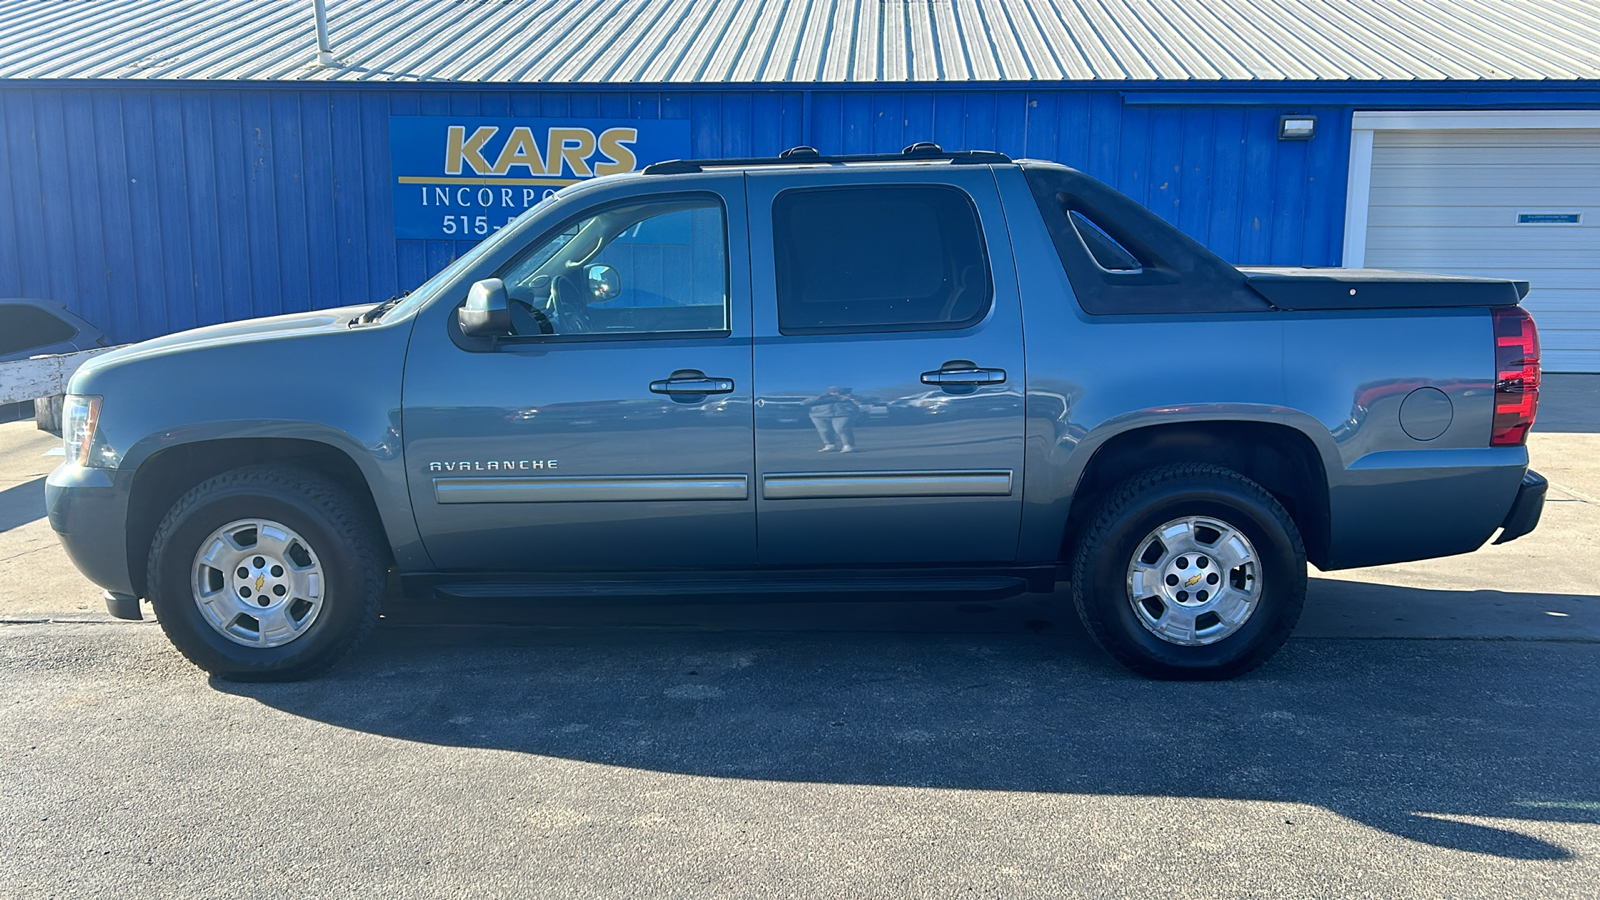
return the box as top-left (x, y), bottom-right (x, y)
top-left (807, 386), bottom-right (858, 453)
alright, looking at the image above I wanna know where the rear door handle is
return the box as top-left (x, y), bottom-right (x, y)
top-left (650, 369), bottom-right (735, 395)
top-left (921, 366), bottom-right (1007, 386)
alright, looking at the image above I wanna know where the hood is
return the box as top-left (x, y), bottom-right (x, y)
top-left (70, 301), bottom-right (388, 392)
top-left (126, 305), bottom-right (371, 353)
top-left (75, 305), bottom-right (375, 378)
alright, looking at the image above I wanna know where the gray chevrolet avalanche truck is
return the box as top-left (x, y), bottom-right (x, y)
top-left (45, 144), bottom-right (1546, 682)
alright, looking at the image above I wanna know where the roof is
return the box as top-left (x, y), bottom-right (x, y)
top-left (2, 0), bottom-right (1599, 85)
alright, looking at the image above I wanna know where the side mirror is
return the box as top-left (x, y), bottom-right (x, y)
top-left (459, 278), bottom-right (510, 337)
top-left (585, 264), bottom-right (621, 302)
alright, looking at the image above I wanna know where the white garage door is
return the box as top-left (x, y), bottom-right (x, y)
top-left (1365, 129), bottom-right (1600, 373)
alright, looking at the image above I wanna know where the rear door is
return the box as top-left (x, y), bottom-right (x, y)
top-left (747, 166), bottom-right (1026, 565)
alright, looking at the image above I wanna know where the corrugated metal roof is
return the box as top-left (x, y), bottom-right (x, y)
top-left (2, 0), bottom-right (1599, 84)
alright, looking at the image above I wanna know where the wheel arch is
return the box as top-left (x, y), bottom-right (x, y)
top-left (1060, 419), bottom-right (1333, 569)
top-left (125, 436), bottom-right (391, 597)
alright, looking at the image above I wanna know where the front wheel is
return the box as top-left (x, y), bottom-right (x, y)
top-left (146, 465), bottom-right (386, 681)
top-left (1071, 464), bottom-right (1306, 680)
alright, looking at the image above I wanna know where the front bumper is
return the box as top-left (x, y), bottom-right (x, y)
top-left (1493, 469), bottom-right (1546, 545)
top-left (45, 463), bottom-right (137, 597)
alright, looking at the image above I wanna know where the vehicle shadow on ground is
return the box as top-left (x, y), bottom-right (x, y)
top-left (0, 476), bottom-right (46, 534)
top-left (214, 587), bottom-right (1600, 861)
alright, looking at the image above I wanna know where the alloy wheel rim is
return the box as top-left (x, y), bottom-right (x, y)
top-left (190, 518), bottom-right (325, 648)
top-left (1125, 515), bottom-right (1262, 647)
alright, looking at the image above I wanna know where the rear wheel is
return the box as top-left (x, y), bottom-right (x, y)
top-left (147, 465), bottom-right (385, 681)
top-left (1071, 464), bottom-right (1306, 680)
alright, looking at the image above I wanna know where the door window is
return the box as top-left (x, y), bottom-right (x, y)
top-left (772, 185), bottom-right (992, 335)
top-left (494, 196), bottom-right (728, 337)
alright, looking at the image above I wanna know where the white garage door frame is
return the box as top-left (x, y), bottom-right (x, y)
top-left (1341, 109), bottom-right (1600, 268)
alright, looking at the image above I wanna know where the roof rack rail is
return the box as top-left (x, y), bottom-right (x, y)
top-left (641, 142), bottom-right (1011, 175)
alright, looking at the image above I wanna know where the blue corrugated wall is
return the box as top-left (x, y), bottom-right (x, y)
top-left (0, 84), bottom-right (1350, 344)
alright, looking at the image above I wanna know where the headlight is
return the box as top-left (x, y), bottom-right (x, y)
top-left (63, 395), bottom-right (119, 468)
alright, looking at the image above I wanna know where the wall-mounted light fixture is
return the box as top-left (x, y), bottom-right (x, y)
top-left (1278, 114), bottom-right (1317, 141)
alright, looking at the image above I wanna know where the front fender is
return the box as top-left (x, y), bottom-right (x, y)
top-left (119, 418), bottom-right (426, 572)
top-left (63, 314), bottom-right (428, 573)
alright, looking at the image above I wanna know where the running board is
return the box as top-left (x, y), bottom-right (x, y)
top-left (427, 575), bottom-right (1035, 602)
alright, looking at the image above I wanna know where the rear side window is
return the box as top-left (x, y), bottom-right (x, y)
top-left (1070, 211), bottom-right (1141, 271)
top-left (0, 305), bottom-right (77, 357)
top-left (1021, 162), bottom-right (1272, 315)
top-left (773, 185), bottom-right (991, 334)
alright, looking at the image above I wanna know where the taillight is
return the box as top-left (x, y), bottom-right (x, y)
top-left (1490, 307), bottom-right (1540, 446)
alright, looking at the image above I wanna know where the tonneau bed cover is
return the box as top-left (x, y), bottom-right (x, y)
top-left (1241, 267), bottom-right (1528, 310)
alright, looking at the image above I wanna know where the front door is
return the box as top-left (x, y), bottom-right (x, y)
top-left (402, 176), bottom-right (755, 572)
top-left (747, 167), bottom-right (1027, 566)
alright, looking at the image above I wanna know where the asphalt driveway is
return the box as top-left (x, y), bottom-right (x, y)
top-left (2, 377), bottom-right (1597, 897)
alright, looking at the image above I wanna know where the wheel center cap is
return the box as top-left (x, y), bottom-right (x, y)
top-left (1160, 555), bottom-right (1214, 605)
top-left (231, 557), bottom-right (289, 607)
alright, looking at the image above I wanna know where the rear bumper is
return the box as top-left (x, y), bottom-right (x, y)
top-left (1325, 447), bottom-right (1531, 570)
top-left (1492, 469), bottom-right (1546, 545)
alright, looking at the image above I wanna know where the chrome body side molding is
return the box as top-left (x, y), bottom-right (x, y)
top-left (761, 470), bottom-right (1014, 500)
top-left (434, 475), bottom-right (750, 504)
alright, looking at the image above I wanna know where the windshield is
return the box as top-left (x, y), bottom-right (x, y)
top-left (372, 229), bottom-right (514, 323)
top-left (372, 184), bottom-right (582, 323)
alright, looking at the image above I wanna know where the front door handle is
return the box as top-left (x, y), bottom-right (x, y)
top-left (921, 365), bottom-right (1007, 386)
top-left (650, 369), bottom-right (736, 395)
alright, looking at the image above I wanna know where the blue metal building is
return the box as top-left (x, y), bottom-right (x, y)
top-left (2, 0), bottom-right (1598, 369)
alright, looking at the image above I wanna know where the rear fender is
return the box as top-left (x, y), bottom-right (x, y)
top-left (1020, 404), bottom-right (1340, 565)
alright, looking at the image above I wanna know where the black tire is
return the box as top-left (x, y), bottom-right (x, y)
top-left (1070, 464), bottom-right (1306, 680)
top-left (146, 465), bottom-right (385, 681)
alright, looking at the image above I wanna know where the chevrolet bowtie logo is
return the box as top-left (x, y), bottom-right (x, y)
top-left (255, 575), bottom-right (265, 592)
top-left (1184, 574), bottom-right (1203, 587)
